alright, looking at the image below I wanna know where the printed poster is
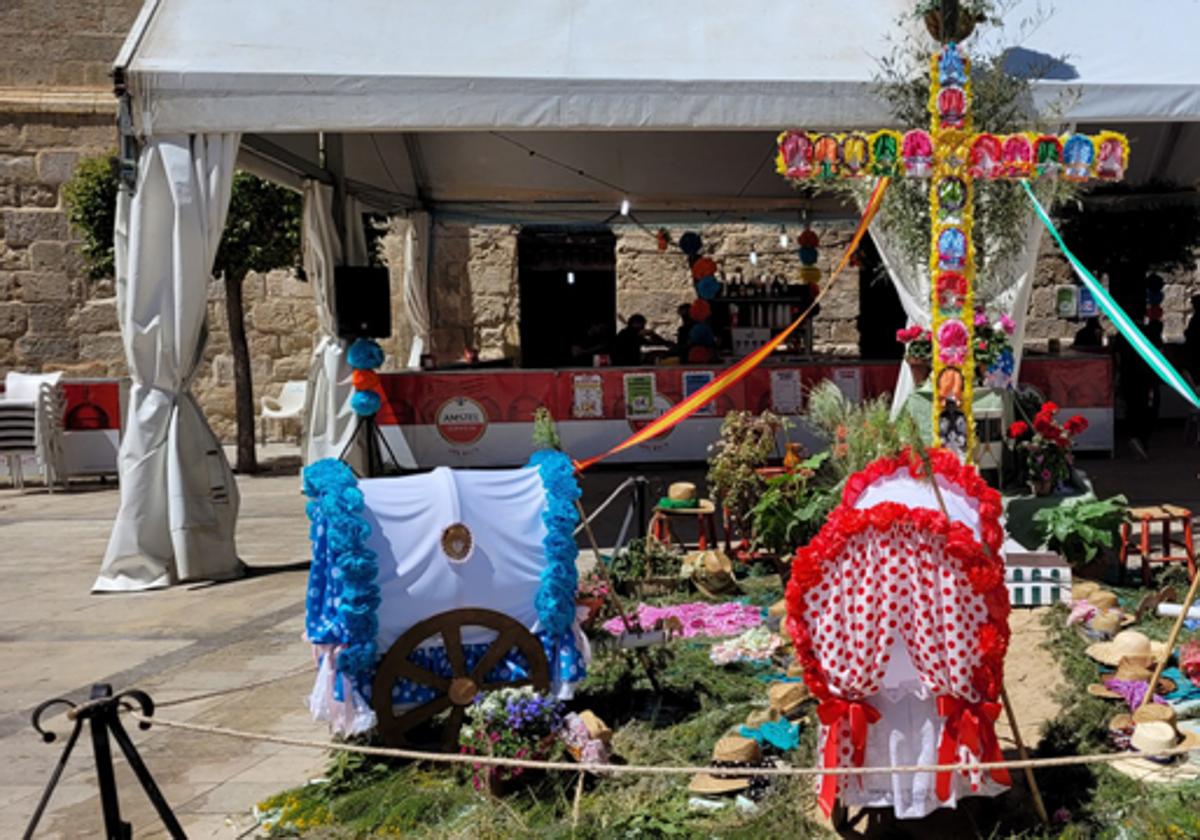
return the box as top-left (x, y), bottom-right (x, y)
top-left (1077, 287), bottom-right (1098, 319)
top-left (1055, 285), bottom-right (1078, 318)
top-left (682, 370), bottom-right (716, 416)
top-left (623, 372), bottom-right (656, 419)
top-left (832, 367), bottom-right (862, 403)
top-left (769, 369), bottom-right (803, 415)
top-left (572, 374), bottom-right (604, 419)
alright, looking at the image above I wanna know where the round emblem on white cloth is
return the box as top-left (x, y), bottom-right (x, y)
top-left (441, 523), bottom-right (474, 563)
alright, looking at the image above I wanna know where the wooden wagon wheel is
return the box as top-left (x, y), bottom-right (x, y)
top-left (372, 608), bottom-right (551, 750)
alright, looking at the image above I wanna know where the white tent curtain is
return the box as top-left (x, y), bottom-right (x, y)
top-left (402, 211), bottom-right (432, 368)
top-left (300, 181), bottom-right (360, 468)
top-left (876, 213), bottom-right (1044, 419)
top-left (95, 133), bottom-right (242, 591)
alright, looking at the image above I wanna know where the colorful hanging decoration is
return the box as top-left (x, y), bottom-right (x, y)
top-left (347, 338), bottom-right (386, 417)
top-left (774, 42), bottom-right (1129, 459)
top-left (797, 227), bottom-right (821, 286)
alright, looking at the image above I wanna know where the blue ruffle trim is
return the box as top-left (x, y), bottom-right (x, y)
top-left (528, 449), bottom-right (581, 639)
top-left (303, 459), bottom-right (380, 692)
top-left (371, 630), bottom-right (586, 707)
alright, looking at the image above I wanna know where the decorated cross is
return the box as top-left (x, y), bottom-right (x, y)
top-left (776, 42), bottom-right (1129, 460)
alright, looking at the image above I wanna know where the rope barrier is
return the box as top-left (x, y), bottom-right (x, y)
top-left (123, 709), bottom-right (1200, 780)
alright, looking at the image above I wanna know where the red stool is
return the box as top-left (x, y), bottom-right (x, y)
top-left (649, 503), bottom-right (719, 552)
top-left (1119, 505), bottom-right (1197, 587)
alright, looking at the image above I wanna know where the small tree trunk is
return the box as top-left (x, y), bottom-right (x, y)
top-left (223, 270), bottom-right (258, 474)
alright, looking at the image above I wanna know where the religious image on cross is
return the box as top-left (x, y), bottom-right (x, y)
top-left (775, 42), bottom-right (1129, 462)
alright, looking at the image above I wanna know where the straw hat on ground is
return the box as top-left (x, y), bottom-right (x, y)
top-left (1087, 657), bottom-right (1177, 699)
top-left (744, 706), bottom-right (781, 728)
top-left (1087, 590), bottom-right (1120, 610)
top-left (661, 482), bottom-right (716, 514)
top-left (1133, 702), bottom-right (1178, 727)
top-left (768, 681), bottom-right (809, 717)
top-left (768, 598), bottom-right (788, 619)
top-left (1110, 721), bottom-right (1200, 783)
top-left (1072, 581), bottom-right (1102, 600)
top-left (688, 735), bottom-right (762, 794)
top-left (1085, 630), bottom-right (1169, 666)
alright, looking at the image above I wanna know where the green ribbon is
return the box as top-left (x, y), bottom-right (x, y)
top-left (1020, 179), bottom-right (1200, 409)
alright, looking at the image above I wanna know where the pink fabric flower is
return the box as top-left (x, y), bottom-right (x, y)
top-left (974, 310), bottom-right (989, 327)
top-left (1066, 599), bottom-right (1097, 626)
top-left (601, 602), bottom-right (762, 638)
top-left (999, 313), bottom-right (1016, 334)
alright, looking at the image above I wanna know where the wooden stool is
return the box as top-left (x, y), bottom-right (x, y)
top-left (1119, 505), bottom-right (1198, 587)
top-left (649, 503), bottom-right (719, 552)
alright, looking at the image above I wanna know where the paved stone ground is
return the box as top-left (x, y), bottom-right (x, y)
top-left (0, 451), bottom-right (323, 839)
top-left (1, 428), bottom-right (1197, 837)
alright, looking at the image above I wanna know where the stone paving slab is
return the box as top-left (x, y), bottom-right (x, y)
top-left (0, 468), bottom-right (324, 839)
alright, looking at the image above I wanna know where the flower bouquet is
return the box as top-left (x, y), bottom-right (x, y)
top-left (896, 325), bottom-right (933, 384)
top-left (1007, 401), bottom-right (1088, 495)
top-left (458, 686), bottom-right (565, 794)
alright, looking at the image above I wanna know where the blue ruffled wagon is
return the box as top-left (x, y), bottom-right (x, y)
top-left (302, 449), bottom-right (588, 747)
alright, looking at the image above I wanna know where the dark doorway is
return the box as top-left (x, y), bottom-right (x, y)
top-left (517, 228), bottom-right (617, 368)
top-left (857, 233), bottom-right (907, 360)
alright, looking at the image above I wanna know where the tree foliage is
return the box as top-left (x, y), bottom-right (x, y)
top-left (215, 172), bottom-right (301, 282)
top-left (62, 154), bottom-right (120, 280)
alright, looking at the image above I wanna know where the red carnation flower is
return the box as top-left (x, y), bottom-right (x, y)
top-left (1063, 415), bottom-right (1089, 435)
top-left (1007, 421), bottom-right (1029, 439)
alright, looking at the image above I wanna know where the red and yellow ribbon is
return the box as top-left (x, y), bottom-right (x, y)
top-left (574, 177), bottom-right (891, 473)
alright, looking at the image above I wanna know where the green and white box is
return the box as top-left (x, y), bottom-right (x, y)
top-left (1005, 551), bottom-right (1071, 607)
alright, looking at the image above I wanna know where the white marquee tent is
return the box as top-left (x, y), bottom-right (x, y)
top-left (96, 0), bottom-right (1200, 590)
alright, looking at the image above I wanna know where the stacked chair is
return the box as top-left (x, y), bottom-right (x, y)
top-left (0, 372), bottom-right (67, 491)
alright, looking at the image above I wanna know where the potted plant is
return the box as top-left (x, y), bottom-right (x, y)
top-left (707, 410), bottom-right (788, 547)
top-left (896, 326), bottom-right (933, 385)
top-left (916, 0), bottom-right (994, 43)
top-left (458, 686), bottom-right (565, 795)
top-left (1007, 402), bottom-right (1088, 496)
top-left (576, 569), bottom-right (610, 627)
top-left (1032, 495), bottom-right (1129, 572)
top-left (749, 451), bottom-right (837, 558)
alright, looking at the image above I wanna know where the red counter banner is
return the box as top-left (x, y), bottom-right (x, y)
top-left (574, 177), bottom-right (892, 472)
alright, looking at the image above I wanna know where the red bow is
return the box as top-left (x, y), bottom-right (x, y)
top-left (935, 695), bottom-right (1011, 801)
top-left (816, 696), bottom-right (881, 816)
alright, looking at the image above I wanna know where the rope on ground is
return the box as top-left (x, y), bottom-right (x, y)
top-left (123, 710), bottom-right (1200, 779)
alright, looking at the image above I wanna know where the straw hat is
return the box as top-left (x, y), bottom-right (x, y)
top-left (1087, 657), bottom-right (1177, 699)
top-left (744, 707), bottom-right (781, 728)
top-left (768, 598), bottom-right (788, 619)
top-left (578, 710), bottom-right (612, 744)
top-left (786, 661), bottom-right (805, 679)
top-left (662, 482), bottom-right (716, 514)
top-left (1133, 703), bottom-right (1178, 727)
top-left (1087, 590), bottom-right (1120, 610)
top-left (1072, 581), bottom-right (1102, 601)
top-left (1110, 721), bottom-right (1200, 783)
top-left (1085, 630), bottom-right (1169, 666)
top-left (685, 550), bottom-right (739, 598)
top-left (688, 735), bottom-right (762, 794)
top-left (768, 681), bottom-right (809, 717)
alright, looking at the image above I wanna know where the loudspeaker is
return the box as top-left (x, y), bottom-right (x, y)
top-left (334, 266), bottom-right (392, 339)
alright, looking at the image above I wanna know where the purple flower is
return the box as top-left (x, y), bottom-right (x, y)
top-left (1041, 469), bottom-right (1051, 480)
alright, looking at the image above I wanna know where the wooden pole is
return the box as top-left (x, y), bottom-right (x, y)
top-left (1001, 685), bottom-right (1051, 828)
top-left (1136, 562), bottom-right (1200, 712)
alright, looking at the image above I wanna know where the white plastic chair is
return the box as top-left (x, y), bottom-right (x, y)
top-left (260, 380), bottom-right (308, 444)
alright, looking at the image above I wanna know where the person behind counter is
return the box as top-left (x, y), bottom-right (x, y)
top-left (611, 313), bottom-right (670, 366)
top-left (674, 303), bottom-right (694, 360)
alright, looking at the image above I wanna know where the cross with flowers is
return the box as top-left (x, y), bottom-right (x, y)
top-left (776, 38), bottom-right (1128, 460)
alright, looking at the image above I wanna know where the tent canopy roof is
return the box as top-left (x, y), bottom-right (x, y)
top-left (120, 0), bottom-right (1200, 220)
top-left (122, 0), bottom-right (1200, 134)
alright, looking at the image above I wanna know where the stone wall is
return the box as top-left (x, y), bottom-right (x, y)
top-left (427, 222), bottom-right (520, 364)
top-left (0, 0), bottom-right (140, 89)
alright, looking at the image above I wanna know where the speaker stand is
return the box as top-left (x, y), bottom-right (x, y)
top-left (339, 413), bottom-right (402, 478)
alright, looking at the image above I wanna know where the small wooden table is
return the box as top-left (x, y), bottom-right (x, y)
top-left (1119, 505), bottom-right (1197, 587)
